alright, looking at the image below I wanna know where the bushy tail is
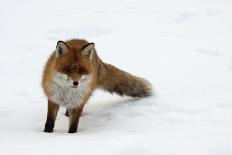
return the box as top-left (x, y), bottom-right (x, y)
top-left (97, 63), bottom-right (153, 98)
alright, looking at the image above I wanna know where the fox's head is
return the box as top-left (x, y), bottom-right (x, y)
top-left (52, 40), bottom-right (95, 89)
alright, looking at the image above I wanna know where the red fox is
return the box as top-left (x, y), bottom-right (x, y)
top-left (42, 39), bottom-right (152, 133)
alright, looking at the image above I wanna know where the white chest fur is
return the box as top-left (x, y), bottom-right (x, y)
top-left (48, 73), bottom-right (92, 108)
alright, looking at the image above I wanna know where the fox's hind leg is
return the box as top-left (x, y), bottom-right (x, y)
top-left (68, 105), bottom-right (84, 133)
top-left (65, 109), bottom-right (69, 117)
top-left (44, 100), bottom-right (59, 133)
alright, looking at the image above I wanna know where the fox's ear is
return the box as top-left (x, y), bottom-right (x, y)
top-left (81, 43), bottom-right (95, 59)
top-left (55, 41), bottom-right (69, 57)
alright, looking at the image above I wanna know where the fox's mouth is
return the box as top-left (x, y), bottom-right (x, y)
top-left (71, 86), bottom-right (78, 88)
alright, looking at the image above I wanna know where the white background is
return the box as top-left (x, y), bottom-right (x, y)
top-left (0, 0), bottom-right (232, 154)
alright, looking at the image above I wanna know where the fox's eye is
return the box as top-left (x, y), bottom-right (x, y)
top-left (63, 66), bottom-right (72, 73)
top-left (77, 66), bottom-right (87, 74)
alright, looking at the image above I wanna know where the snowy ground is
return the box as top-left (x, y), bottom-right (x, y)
top-left (0, 0), bottom-right (232, 154)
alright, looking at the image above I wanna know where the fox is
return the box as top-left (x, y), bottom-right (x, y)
top-left (42, 39), bottom-right (152, 133)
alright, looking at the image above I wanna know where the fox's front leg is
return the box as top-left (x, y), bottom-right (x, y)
top-left (68, 105), bottom-right (84, 133)
top-left (44, 100), bottom-right (59, 133)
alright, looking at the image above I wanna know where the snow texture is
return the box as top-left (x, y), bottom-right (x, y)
top-left (0, 0), bottom-right (232, 155)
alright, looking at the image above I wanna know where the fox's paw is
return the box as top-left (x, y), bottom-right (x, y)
top-left (44, 128), bottom-right (53, 133)
top-left (68, 128), bottom-right (77, 133)
top-left (44, 122), bottom-right (54, 133)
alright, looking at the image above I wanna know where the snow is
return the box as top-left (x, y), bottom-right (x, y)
top-left (0, 0), bottom-right (232, 154)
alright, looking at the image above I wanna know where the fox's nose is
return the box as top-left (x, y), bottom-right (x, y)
top-left (73, 81), bottom-right (79, 86)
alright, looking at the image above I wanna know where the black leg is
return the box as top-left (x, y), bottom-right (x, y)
top-left (68, 106), bottom-right (84, 133)
top-left (44, 100), bottom-right (59, 133)
top-left (65, 109), bottom-right (69, 117)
